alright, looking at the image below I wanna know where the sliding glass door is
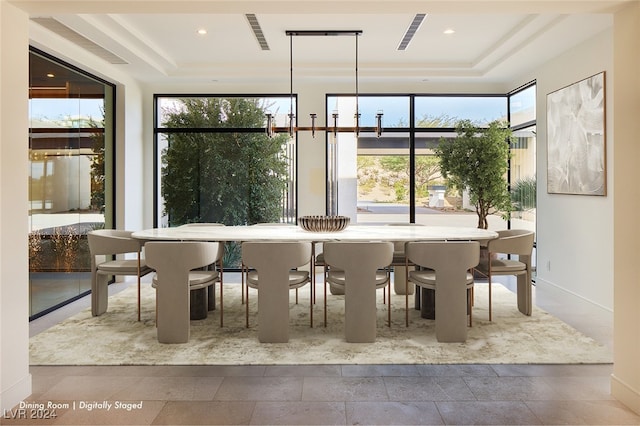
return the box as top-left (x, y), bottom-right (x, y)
top-left (28, 48), bottom-right (114, 318)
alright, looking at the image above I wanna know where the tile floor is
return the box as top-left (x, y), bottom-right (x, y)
top-left (10, 274), bottom-right (639, 425)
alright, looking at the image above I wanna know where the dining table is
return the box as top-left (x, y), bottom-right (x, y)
top-left (132, 223), bottom-right (499, 343)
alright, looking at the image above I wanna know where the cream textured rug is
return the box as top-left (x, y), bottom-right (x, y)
top-left (30, 281), bottom-right (612, 365)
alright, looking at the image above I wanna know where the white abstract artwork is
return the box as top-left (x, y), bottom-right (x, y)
top-left (547, 72), bottom-right (606, 195)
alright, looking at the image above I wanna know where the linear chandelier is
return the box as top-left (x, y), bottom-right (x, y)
top-left (266, 30), bottom-right (383, 138)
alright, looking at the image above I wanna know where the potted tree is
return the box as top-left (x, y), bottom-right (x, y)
top-left (434, 119), bottom-right (512, 229)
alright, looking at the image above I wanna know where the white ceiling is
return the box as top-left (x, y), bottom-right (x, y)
top-left (21, 0), bottom-right (627, 87)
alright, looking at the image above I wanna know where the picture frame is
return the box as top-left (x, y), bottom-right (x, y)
top-left (546, 71), bottom-right (606, 195)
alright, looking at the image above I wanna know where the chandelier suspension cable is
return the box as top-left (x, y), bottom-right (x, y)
top-left (289, 32), bottom-right (295, 137)
top-left (266, 30), bottom-right (382, 138)
top-left (354, 31), bottom-right (360, 136)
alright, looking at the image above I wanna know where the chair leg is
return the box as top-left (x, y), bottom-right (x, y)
top-left (471, 286), bottom-right (475, 306)
top-left (311, 243), bottom-right (316, 305)
top-left (137, 251), bottom-right (142, 322)
top-left (323, 266), bottom-right (328, 327)
top-left (241, 263), bottom-right (245, 305)
top-left (405, 261), bottom-right (409, 327)
top-left (488, 278), bottom-right (493, 322)
top-left (468, 288), bottom-right (473, 327)
top-left (220, 280), bottom-right (224, 328)
top-left (309, 281), bottom-right (313, 328)
top-left (137, 275), bottom-right (141, 322)
top-left (244, 265), bottom-right (250, 328)
top-left (387, 279), bottom-right (391, 327)
top-left (219, 261), bottom-right (224, 327)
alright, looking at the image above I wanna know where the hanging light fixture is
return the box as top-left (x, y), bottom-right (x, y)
top-left (266, 30), bottom-right (383, 138)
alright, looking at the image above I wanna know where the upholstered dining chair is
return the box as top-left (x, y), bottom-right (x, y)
top-left (145, 241), bottom-right (221, 343)
top-left (386, 222), bottom-right (424, 296)
top-left (176, 223), bottom-right (226, 325)
top-left (474, 229), bottom-right (535, 321)
top-left (323, 253), bottom-right (392, 327)
top-left (405, 241), bottom-right (479, 326)
top-left (88, 229), bottom-right (154, 320)
top-left (241, 241), bottom-right (313, 343)
top-left (404, 240), bottom-right (480, 342)
top-left (322, 241), bottom-right (394, 343)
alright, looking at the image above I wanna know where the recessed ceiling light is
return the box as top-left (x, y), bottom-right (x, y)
top-left (443, 29), bottom-right (455, 35)
top-left (197, 28), bottom-right (207, 35)
top-left (46, 73), bottom-right (55, 78)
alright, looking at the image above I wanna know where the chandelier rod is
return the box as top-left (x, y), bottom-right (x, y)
top-left (289, 32), bottom-right (294, 136)
top-left (266, 30), bottom-right (382, 139)
top-left (355, 30), bottom-right (359, 136)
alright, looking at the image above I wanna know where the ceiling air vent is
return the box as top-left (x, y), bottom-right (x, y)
top-left (245, 14), bottom-right (270, 50)
top-left (31, 17), bottom-right (128, 64)
top-left (397, 13), bottom-right (427, 51)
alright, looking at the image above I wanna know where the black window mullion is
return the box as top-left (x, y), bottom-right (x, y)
top-left (409, 94), bottom-right (416, 223)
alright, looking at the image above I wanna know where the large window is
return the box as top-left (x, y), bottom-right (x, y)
top-left (28, 48), bottom-right (115, 319)
top-left (508, 83), bottom-right (537, 276)
top-left (154, 95), bottom-right (297, 267)
top-left (328, 90), bottom-right (535, 234)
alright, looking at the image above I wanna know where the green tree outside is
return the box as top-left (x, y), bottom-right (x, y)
top-left (161, 98), bottom-right (290, 226)
top-left (435, 119), bottom-right (512, 229)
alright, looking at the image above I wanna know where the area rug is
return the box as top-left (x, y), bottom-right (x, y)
top-left (29, 280), bottom-right (612, 365)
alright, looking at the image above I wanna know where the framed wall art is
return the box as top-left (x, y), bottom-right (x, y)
top-left (546, 71), bottom-right (606, 195)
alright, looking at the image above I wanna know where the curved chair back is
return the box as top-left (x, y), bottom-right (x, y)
top-left (405, 241), bottom-right (480, 272)
top-left (145, 241), bottom-right (221, 343)
top-left (488, 229), bottom-right (535, 256)
top-left (405, 241), bottom-right (480, 342)
top-left (483, 229), bottom-right (535, 319)
top-left (323, 241), bottom-right (393, 343)
top-left (241, 241), bottom-right (312, 343)
top-left (88, 229), bottom-right (151, 319)
top-left (88, 229), bottom-right (142, 256)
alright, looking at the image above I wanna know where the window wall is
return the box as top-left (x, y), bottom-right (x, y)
top-left (154, 95), bottom-right (297, 268)
top-left (327, 89), bottom-right (536, 233)
top-left (28, 48), bottom-right (114, 319)
top-left (508, 84), bottom-right (537, 233)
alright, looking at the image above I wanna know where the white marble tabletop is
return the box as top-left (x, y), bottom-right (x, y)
top-left (132, 224), bottom-right (498, 242)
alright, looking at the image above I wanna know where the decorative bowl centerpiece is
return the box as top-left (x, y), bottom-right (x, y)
top-left (298, 215), bottom-right (350, 232)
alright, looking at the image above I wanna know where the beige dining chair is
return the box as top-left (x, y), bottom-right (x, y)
top-left (88, 229), bottom-right (154, 320)
top-left (405, 241), bottom-right (479, 327)
top-left (322, 241), bottom-right (394, 343)
top-left (474, 229), bottom-right (535, 321)
top-left (145, 241), bottom-right (221, 343)
top-left (176, 223), bottom-right (226, 325)
top-left (404, 240), bottom-right (480, 342)
top-left (386, 222), bottom-right (424, 296)
top-left (241, 241), bottom-right (313, 342)
top-left (323, 258), bottom-right (392, 327)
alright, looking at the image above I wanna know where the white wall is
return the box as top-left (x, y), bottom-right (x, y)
top-left (507, 5), bottom-right (640, 413)
top-left (0, 0), bottom-right (31, 412)
top-left (510, 27), bottom-right (615, 313)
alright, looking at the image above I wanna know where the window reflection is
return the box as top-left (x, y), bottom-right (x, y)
top-left (28, 49), bottom-right (114, 319)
